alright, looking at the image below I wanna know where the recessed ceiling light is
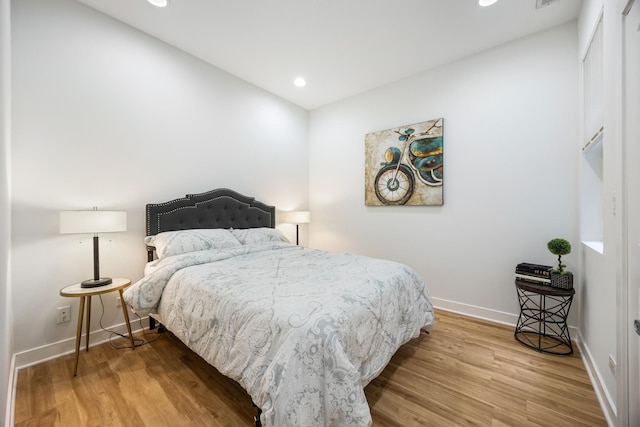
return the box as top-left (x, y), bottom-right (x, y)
top-left (148, 0), bottom-right (168, 7)
top-left (478, 0), bottom-right (498, 6)
top-left (294, 77), bottom-right (307, 87)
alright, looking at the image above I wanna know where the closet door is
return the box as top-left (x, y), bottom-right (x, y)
top-left (624, 0), bottom-right (640, 425)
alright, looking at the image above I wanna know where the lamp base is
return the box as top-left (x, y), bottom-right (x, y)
top-left (81, 277), bottom-right (113, 288)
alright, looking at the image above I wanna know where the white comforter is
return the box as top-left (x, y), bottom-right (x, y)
top-left (123, 242), bottom-right (434, 426)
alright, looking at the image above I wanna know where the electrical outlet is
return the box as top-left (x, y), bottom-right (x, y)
top-left (608, 354), bottom-right (616, 373)
top-left (56, 306), bottom-right (71, 324)
top-left (116, 297), bottom-right (122, 308)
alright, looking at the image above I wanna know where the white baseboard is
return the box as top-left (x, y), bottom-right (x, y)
top-left (432, 296), bottom-right (581, 344)
top-left (575, 330), bottom-right (617, 427)
top-left (13, 318), bottom-right (147, 370)
top-left (5, 352), bottom-right (15, 427)
top-left (432, 296), bottom-right (520, 326)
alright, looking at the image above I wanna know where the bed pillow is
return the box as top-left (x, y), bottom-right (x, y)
top-left (231, 227), bottom-right (290, 245)
top-left (145, 229), bottom-right (241, 258)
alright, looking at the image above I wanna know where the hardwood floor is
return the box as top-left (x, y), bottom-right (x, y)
top-left (14, 310), bottom-right (607, 426)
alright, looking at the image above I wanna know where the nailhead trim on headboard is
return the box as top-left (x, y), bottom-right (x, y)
top-left (146, 188), bottom-right (276, 236)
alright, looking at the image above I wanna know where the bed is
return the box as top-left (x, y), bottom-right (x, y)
top-left (123, 188), bottom-right (434, 427)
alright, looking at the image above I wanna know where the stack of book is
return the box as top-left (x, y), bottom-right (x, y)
top-left (515, 262), bottom-right (552, 285)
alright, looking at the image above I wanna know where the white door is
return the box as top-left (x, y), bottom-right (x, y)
top-left (624, 0), bottom-right (640, 424)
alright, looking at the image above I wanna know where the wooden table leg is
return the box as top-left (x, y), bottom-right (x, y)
top-left (85, 295), bottom-right (91, 352)
top-left (73, 296), bottom-right (85, 376)
top-left (119, 289), bottom-right (135, 349)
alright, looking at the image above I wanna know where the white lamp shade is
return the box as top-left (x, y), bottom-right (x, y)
top-left (280, 211), bottom-right (311, 224)
top-left (60, 210), bottom-right (127, 234)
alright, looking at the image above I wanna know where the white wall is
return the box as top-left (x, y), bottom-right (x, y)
top-left (577, 0), bottom-right (619, 422)
top-left (11, 0), bottom-right (309, 358)
top-left (5, 0), bottom-right (622, 424)
top-left (1, 0), bottom-right (13, 421)
top-left (309, 23), bottom-right (579, 322)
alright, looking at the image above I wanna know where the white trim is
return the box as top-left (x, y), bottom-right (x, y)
top-left (576, 329), bottom-right (617, 426)
top-left (581, 7), bottom-right (605, 62)
top-left (13, 318), bottom-right (146, 369)
top-left (583, 126), bottom-right (604, 152)
top-left (620, 1), bottom-right (639, 425)
top-left (432, 297), bottom-right (518, 326)
top-left (5, 353), bottom-right (15, 427)
top-left (432, 296), bottom-right (580, 339)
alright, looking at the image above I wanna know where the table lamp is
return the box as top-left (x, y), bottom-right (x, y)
top-left (280, 211), bottom-right (310, 245)
top-left (60, 208), bottom-right (127, 288)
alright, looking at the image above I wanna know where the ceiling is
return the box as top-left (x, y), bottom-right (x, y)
top-left (77, 0), bottom-right (583, 110)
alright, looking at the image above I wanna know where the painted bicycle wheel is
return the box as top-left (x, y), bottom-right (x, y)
top-left (374, 164), bottom-right (415, 205)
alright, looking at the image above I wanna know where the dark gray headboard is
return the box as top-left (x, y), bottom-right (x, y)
top-left (146, 188), bottom-right (276, 260)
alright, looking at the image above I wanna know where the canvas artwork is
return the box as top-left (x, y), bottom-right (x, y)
top-left (365, 118), bottom-right (443, 206)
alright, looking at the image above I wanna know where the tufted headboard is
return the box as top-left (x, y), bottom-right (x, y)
top-left (146, 188), bottom-right (276, 261)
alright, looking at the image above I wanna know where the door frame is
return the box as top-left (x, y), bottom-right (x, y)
top-left (621, 0), bottom-right (639, 425)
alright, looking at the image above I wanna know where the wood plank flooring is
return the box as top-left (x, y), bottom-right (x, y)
top-left (14, 310), bottom-right (607, 426)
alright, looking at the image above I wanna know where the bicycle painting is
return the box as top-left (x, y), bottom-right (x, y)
top-left (365, 118), bottom-right (443, 206)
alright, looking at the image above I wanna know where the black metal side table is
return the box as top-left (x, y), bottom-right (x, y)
top-left (514, 279), bottom-right (575, 355)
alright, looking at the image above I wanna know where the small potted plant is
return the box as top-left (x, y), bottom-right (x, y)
top-left (547, 238), bottom-right (573, 289)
